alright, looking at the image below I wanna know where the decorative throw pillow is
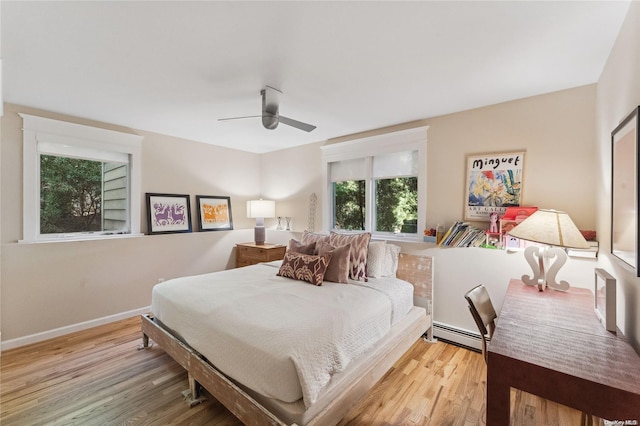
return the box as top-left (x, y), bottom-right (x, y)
top-left (277, 252), bottom-right (331, 286)
top-left (382, 244), bottom-right (402, 277)
top-left (329, 232), bottom-right (371, 281)
top-left (366, 241), bottom-right (387, 278)
top-left (287, 239), bottom-right (316, 255)
top-left (316, 242), bottom-right (351, 284)
top-left (301, 230), bottom-right (330, 245)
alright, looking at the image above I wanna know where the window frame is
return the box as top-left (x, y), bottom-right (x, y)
top-left (321, 126), bottom-right (427, 241)
top-left (20, 114), bottom-right (143, 243)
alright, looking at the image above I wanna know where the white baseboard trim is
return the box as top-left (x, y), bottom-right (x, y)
top-left (1, 306), bottom-right (151, 352)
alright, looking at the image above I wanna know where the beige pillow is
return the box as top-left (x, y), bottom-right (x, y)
top-left (366, 241), bottom-right (387, 278)
top-left (329, 232), bottom-right (371, 281)
top-left (316, 242), bottom-right (351, 284)
top-left (277, 252), bottom-right (331, 286)
top-left (382, 244), bottom-right (401, 277)
top-left (287, 239), bottom-right (316, 255)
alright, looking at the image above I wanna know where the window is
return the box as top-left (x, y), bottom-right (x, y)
top-left (21, 114), bottom-right (143, 242)
top-left (321, 127), bottom-right (427, 240)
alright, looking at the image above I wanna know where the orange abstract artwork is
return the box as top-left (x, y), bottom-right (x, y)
top-left (202, 202), bottom-right (229, 224)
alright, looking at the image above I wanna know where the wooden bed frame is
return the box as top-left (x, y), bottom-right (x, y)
top-left (140, 253), bottom-right (433, 426)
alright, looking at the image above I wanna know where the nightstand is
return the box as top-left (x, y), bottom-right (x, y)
top-left (236, 242), bottom-right (286, 268)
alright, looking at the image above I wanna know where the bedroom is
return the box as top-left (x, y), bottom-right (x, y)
top-left (2, 1), bottom-right (640, 424)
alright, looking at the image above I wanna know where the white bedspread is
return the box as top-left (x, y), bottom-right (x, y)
top-left (151, 262), bottom-right (414, 407)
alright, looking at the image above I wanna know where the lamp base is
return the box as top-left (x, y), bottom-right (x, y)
top-left (521, 245), bottom-right (570, 291)
top-left (254, 226), bottom-right (266, 245)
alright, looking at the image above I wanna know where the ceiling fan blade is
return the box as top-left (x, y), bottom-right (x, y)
top-left (217, 115), bottom-right (262, 122)
top-left (279, 115), bottom-right (317, 132)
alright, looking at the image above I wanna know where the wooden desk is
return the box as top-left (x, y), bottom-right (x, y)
top-left (487, 279), bottom-right (640, 424)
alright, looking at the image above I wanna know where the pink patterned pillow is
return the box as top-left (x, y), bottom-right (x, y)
top-left (301, 231), bottom-right (330, 245)
top-left (329, 232), bottom-right (371, 281)
top-left (277, 252), bottom-right (331, 286)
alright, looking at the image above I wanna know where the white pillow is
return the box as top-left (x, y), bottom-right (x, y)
top-left (382, 244), bottom-right (401, 277)
top-left (366, 241), bottom-right (387, 278)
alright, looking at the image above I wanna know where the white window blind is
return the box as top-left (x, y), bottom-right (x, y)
top-left (330, 158), bottom-right (367, 182)
top-left (373, 150), bottom-right (418, 178)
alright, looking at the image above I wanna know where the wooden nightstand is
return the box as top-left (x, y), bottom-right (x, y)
top-left (236, 242), bottom-right (286, 268)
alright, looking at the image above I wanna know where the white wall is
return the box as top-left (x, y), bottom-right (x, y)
top-left (595, 1), bottom-right (640, 350)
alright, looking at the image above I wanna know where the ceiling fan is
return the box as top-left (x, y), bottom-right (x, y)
top-left (218, 86), bottom-right (316, 132)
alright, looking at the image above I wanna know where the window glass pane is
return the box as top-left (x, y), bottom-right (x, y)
top-left (40, 155), bottom-right (128, 234)
top-left (102, 162), bottom-right (129, 231)
top-left (375, 177), bottom-right (418, 234)
top-left (333, 180), bottom-right (366, 230)
top-left (373, 150), bottom-right (417, 178)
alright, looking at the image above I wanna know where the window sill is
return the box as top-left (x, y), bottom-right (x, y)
top-left (18, 233), bottom-right (145, 244)
top-left (372, 234), bottom-right (423, 243)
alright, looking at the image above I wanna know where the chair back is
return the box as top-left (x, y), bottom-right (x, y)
top-left (464, 285), bottom-right (497, 362)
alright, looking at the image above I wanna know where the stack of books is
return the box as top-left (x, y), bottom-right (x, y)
top-left (438, 221), bottom-right (487, 247)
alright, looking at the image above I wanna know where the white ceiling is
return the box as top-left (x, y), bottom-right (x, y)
top-left (2, 1), bottom-right (631, 153)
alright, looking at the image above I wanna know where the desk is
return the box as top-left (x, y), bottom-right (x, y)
top-left (487, 279), bottom-right (640, 424)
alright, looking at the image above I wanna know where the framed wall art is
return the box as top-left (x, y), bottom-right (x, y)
top-left (146, 193), bottom-right (192, 235)
top-left (196, 195), bottom-right (233, 232)
top-left (465, 151), bottom-right (525, 221)
top-left (611, 106), bottom-right (639, 276)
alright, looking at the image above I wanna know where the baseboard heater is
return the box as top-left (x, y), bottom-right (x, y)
top-left (432, 321), bottom-right (483, 352)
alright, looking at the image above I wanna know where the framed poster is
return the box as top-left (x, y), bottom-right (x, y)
top-left (196, 195), bottom-right (233, 231)
top-left (465, 151), bottom-right (525, 221)
top-left (611, 106), bottom-right (639, 275)
top-left (146, 193), bottom-right (192, 235)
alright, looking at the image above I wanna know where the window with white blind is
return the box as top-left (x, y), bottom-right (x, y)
top-left (321, 127), bottom-right (427, 239)
top-left (20, 114), bottom-right (143, 242)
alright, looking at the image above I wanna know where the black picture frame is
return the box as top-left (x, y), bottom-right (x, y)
top-left (196, 195), bottom-right (233, 232)
top-left (146, 193), bottom-right (192, 235)
top-left (611, 106), bottom-right (640, 276)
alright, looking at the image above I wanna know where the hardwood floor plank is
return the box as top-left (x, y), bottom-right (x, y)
top-left (1, 316), bottom-right (595, 425)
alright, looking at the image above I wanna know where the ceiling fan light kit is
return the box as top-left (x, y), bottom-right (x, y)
top-left (219, 86), bottom-right (316, 132)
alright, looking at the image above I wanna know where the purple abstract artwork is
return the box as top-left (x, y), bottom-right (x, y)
top-left (152, 202), bottom-right (187, 226)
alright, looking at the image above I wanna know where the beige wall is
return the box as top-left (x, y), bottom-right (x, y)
top-left (262, 85), bottom-right (599, 337)
top-left (0, 103), bottom-right (297, 345)
top-left (260, 141), bottom-right (325, 233)
top-left (595, 1), bottom-right (640, 350)
top-left (0, 76), bottom-right (606, 347)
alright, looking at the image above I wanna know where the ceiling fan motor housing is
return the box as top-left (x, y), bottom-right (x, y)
top-left (261, 88), bottom-right (279, 130)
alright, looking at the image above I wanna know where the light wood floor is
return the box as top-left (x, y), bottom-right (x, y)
top-left (1, 316), bottom-right (595, 425)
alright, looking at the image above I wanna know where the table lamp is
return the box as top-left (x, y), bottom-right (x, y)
top-left (507, 209), bottom-right (589, 291)
top-left (247, 199), bottom-right (275, 245)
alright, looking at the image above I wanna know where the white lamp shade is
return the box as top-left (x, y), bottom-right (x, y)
top-left (247, 199), bottom-right (276, 219)
top-left (507, 209), bottom-right (590, 249)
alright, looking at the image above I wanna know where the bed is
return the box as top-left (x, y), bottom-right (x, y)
top-left (140, 248), bottom-right (433, 426)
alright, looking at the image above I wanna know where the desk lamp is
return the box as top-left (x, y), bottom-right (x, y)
top-left (507, 209), bottom-right (589, 291)
top-left (247, 199), bottom-right (276, 245)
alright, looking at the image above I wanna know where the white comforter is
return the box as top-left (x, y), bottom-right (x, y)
top-left (151, 262), bottom-right (414, 407)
